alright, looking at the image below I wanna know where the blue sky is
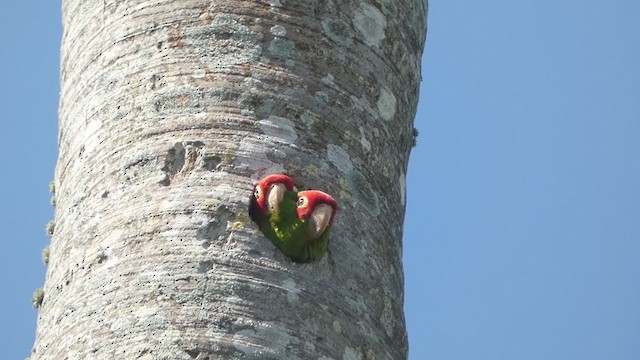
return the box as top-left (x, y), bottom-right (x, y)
top-left (1, 1), bottom-right (639, 359)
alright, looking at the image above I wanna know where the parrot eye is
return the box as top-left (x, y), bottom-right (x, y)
top-left (297, 196), bottom-right (308, 207)
top-left (254, 188), bottom-right (261, 199)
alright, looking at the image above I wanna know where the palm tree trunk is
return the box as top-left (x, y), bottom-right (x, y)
top-left (33, 0), bottom-right (427, 359)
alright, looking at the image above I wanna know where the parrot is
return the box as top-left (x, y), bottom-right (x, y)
top-left (249, 173), bottom-right (296, 242)
top-left (270, 189), bottom-right (338, 263)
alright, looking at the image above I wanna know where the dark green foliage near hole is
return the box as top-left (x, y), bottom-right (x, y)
top-left (32, 289), bottom-right (44, 309)
top-left (45, 221), bottom-right (55, 237)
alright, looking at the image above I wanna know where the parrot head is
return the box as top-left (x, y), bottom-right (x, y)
top-left (296, 190), bottom-right (338, 238)
top-left (252, 174), bottom-right (296, 214)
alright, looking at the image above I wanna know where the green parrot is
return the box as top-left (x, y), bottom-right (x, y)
top-left (270, 189), bottom-right (338, 263)
top-left (249, 175), bottom-right (338, 263)
top-left (249, 174), bottom-right (296, 241)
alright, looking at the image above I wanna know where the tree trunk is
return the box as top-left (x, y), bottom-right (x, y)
top-left (33, 0), bottom-right (427, 359)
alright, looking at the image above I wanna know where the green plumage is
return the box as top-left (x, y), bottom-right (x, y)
top-left (249, 204), bottom-right (277, 242)
top-left (268, 191), bottom-right (330, 263)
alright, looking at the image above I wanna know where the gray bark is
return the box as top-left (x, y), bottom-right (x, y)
top-left (33, 0), bottom-right (427, 359)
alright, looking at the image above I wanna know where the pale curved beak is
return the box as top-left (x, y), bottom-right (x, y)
top-left (307, 203), bottom-right (333, 238)
top-left (266, 183), bottom-right (286, 213)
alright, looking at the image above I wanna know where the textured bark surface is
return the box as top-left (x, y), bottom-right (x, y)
top-left (33, 0), bottom-right (427, 359)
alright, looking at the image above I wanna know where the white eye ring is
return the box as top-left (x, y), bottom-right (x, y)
top-left (297, 196), bottom-right (307, 207)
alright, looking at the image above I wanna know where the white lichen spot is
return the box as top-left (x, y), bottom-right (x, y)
top-left (343, 130), bottom-right (353, 141)
top-left (259, 115), bottom-right (298, 143)
top-left (353, 3), bottom-right (387, 48)
top-left (314, 91), bottom-right (329, 104)
top-left (332, 320), bottom-right (342, 333)
top-left (270, 24), bottom-right (287, 36)
top-left (322, 73), bottom-right (335, 85)
top-left (399, 171), bottom-right (406, 206)
top-left (269, 37), bottom-right (295, 58)
top-left (282, 278), bottom-right (301, 303)
top-left (380, 295), bottom-right (394, 337)
top-left (185, 15), bottom-right (261, 70)
top-left (377, 86), bottom-right (397, 121)
top-left (327, 144), bottom-right (354, 174)
top-left (343, 347), bottom-right (363, 360)
top-left (193, 68), bottom-right (206, 78)
top-left (359, 127), bottom-right (371, 152)
top-left (243, 76), bottom-right (263, 87)
top-left (300, 110), bottom-right (317, 126)
top-left (260, 56), bottom-right (272, 64)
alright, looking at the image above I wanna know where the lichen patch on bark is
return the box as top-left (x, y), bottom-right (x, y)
top-left (183, 14), bottom-right (262, 70)
top-left (353, 2), bottom-right (387, 48)
top-left (376, 86), bottom-right (397, 122)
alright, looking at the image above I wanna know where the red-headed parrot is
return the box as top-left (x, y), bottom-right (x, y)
top-left (271, 190), bottom-right (338, 263)
top-left (249, 174), bottom-right (296, 242)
